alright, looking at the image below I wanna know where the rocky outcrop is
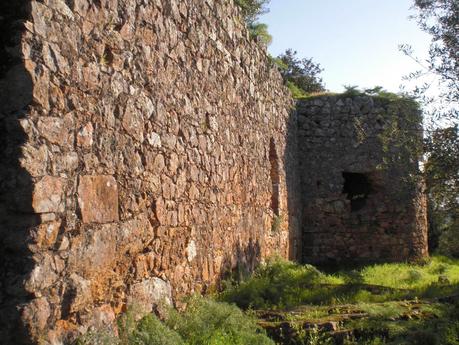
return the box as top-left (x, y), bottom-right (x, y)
top-left (0, 0), bottom-right (301, 343)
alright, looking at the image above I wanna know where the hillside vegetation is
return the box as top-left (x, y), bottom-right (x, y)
top-left (77, 256), bottom-right (459, 345)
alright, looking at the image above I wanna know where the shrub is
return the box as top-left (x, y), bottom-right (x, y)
top-left (234, 0), bottom-right (272, 45)
top-left (129, 315), bottom-right (184, 345)
top-left (166, 296), bottom-right (274, 345)
top-left (274, 49), bottom-right (326, 97)
top-left (75, 297), bottom-right (273, 345)
top-left (248, 23), bottom-right (272, 45)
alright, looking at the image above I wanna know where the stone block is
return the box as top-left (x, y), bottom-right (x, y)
top-left (37, 115), bottom-right (74, 148)
top-left (77, 123), bottom-right (94, 148)
top-left (128, 277), bottom-right (172, 315)
top-left (78, 175), bottom-right (119, 223)
top-left (35, 220), bottom-right (61, 248)
top-left (68, 274), bottom-right (92, 313)
top-left (67, 224), bottom-right (117, 274)
top-left (32, 176), bottom-right (65, 213)
top-left (21, 297), bottom-right (51, 338)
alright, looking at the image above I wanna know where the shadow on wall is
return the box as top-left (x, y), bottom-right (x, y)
top-left (284, 107), bottom-right (302, 261)
top-left (216, 107), bottom-right (302, 286)
top-left (218, 239), bottom-right (262, 284)
top-left (0, 1), bottom-right (36, 344)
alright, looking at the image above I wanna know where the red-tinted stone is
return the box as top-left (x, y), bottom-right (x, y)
top-left (78, 176), bottom-right (119, 223)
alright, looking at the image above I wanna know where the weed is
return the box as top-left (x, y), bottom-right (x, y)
top-left (129, 314), bottom-right (184, 345)
top-left (306, 326), bottom-right (333, 345)
top-left (166, 296), bottom-right (274, 345)
top-left (271, 214), bottom-right (283, 233)
top-left (75, 297), bottom-right (273, 345)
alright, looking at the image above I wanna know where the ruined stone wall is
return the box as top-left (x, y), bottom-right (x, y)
top-left (0, 0), bottom-right (301, 343)
top-left (297, 95), bottom-right (428, 264)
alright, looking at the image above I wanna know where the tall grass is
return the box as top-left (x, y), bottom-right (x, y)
top-left (219, 256), bottom-right (459, 309)
top-left (76, 297), bottom-right (273, 345)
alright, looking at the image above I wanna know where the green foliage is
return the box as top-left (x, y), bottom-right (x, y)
top-left (219, 256), bottom-right (459, 310)
top-left (219, 257), bottom-right (341, 309)
top-left (305, 326), bottom-right (333, 345)
top-left (166, 296), bottom-right (274, 345)
top-left (271, 214), bottom-right (283, 233)
top-left (218, 256), bottom-right (459, 345)
top-left (286, 81), bottom-right (308, 98)
top-left (234, 0), bottom-right (272, 45)
top-left (369, 91), bottom-right (424, 200)
top-left (424, 126), bottom-right (459, 255)
top-left (248, 23), bottom-right (272, 45)
top-left (129, 315), bottom-right (184, 345)
top-left (400, 0), bottom-right (458, 126)
top-left (343, 85), bottom-right (362, 96)
top-left (77, 257), bottom-right (459, 345)
top-left (345, 303), bottom-right (459, 345)
top-left (75, 329), bottom-right (118, 345)
top-left (402, 1), bottom-right (458, 257)
top-left (234, 0), bottom-right (269, 24)
top-left (275, 49), bottom-right (326, 97)
top-left (413, 0), bottom-right (459, 121)
top-left (76, 298), bottom-right (273, 345)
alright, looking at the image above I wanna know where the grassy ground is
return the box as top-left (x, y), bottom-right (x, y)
top-left (219, 256), bottom-right (459, 344)
top-left (76, 256), bottom-right (459, 345)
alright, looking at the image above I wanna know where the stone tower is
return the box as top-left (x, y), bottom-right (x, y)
top-left (297, 94), bottom-right (428, 264)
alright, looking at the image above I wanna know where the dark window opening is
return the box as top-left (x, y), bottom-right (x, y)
top-left (342, 172), bottom-right (372, 212)
top-left (269, 139), bottom-right (280, 216)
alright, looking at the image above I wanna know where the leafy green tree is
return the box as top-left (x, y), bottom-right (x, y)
top-left (424, 126), bottom-right (459, 255)
top-left (401, 0), bottom-right (458, 123)
top-left (275, 49), bottom-right (326, 97)
top-left (248, 23), bottom-right (272, 45)
top-left (402, 1), bottom-right (459, 254)
top-left (234, 0), bottom-right (272, 45)
top-left (234, 0), bottom-right (270, 24)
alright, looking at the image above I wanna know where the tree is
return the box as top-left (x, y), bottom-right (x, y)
top-left (234, 0), bottom-right (272, 45)
top-left (401, 1), bottom-right (459, 255)
top-left (424, 126), bottom-right (459, 255)
top-left (248, 23), bottom-right (272, 45)
top-left (234, 0), bottom-right (270, 25)
top-left (275, 49), bottom-right (326, 97)
top-left (401, 0), bottom-right (459, 123)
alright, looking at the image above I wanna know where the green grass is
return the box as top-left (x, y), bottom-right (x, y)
top-left (286, 81), bottom-right (309, 98)
top-left (76, 256), bottom-right (459, 345)
top-left (76, 296), bottom-right (274, 345)
top-left (219, 255), bottom-right (459, 345)
top-left (219, 256), bottom-right (459, 310)
top-left (354, 256), bottom-right (459, 289)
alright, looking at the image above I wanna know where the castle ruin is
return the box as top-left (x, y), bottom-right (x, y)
top-left (0, 0), bottom-right (427, 343)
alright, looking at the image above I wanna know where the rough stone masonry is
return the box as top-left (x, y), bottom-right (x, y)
top-left (0, 0), bottom-right (301, 343)
top-left (0, 0), bottom-right (426, 344)
top-left (297, 95), bottom-right (428, 264)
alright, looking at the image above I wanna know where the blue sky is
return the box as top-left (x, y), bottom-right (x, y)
top-left (260, 0), bottom-right (432, 93)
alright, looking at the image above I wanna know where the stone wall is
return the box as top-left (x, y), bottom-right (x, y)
top-left (297, 95), bottom-right (428, 264)
top-left (0, 0), bottom-right (302, 343)
top-left (0, 0), bottom-right (430, 342)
